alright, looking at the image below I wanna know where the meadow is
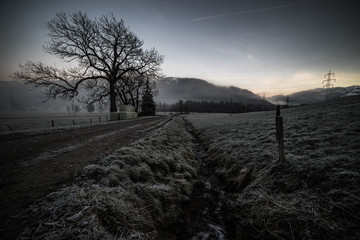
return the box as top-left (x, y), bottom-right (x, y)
top-left (187, 96), bottom-right (360, 239)
top-left (14, 96), bottom-right (360, 239)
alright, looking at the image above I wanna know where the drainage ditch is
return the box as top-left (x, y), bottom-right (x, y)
top-left (176, 120), bottom-right (233, 239)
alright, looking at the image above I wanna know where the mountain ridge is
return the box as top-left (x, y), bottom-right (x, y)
top-left (2, 78), bottom-right (359, 114)
top-left (155, 77), bottom-right (272, 105)
top-left (266, 86), bottom-right (360, 105)
top-left (155, 77), bottom-right (360, 106)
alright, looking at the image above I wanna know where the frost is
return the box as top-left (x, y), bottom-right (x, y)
top-left (17, 117), bottom-right (198, 239)
top-left (14, 97), bottom-right (360, 239)
top-left (187, 96), bottom-right (360, 239)
top-left (148, 184), bottom-right (172, 191)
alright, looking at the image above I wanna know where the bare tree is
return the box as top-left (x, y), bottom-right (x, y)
top-left (116, 72), bottom-right (150, 112)
top-left (12, 11), bottom-right (163, 112)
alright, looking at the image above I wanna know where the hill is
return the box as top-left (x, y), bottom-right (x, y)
top-left (155, 77), bottom-right (272, 105)
top-left (267, 85), bottom-right (360, 105)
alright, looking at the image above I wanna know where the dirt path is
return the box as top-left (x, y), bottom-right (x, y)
top-left (0, 115), bottom-right (168, 239)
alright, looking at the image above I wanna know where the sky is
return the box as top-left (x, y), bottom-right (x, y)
top-left (0, 0), bottom-right (359, 96)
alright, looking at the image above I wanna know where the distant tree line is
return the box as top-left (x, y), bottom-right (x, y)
top-left (157, 100), bottom-right (275, 114)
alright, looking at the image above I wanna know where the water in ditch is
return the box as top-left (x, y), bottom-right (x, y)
top-left (177, 140), bottom-right (229, 240)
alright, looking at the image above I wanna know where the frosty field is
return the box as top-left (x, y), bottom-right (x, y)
top-left (17, 117), bottom-right (198, 239)
top-left (12, 96), bottom-right (360, 239)
top-left (0, 114), bottom-right (109, 132)
top-left (187, 96), bottom-right (360, 239)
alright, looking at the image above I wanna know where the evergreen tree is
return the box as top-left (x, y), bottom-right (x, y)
top-left (141, 80), bottom-right (156, 115)
top-left (142, 80), bottom-right (155, 105)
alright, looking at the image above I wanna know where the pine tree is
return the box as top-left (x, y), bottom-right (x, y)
top-left (141, 80), bottom-right (156, 115)
top-left (142, 80), bottom-right (154, 104)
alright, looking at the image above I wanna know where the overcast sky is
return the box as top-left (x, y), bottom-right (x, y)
top-left (1, 0), bottom-right (359, 95)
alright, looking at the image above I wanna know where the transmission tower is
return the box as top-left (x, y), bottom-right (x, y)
top-left (322, 70), bottom-right (336, 88)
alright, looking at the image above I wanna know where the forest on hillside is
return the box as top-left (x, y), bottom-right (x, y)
top-left (157, 100), bottom-right (275, 114)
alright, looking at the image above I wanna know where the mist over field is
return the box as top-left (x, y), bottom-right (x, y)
top-left (0, 81), bottom-right (70, 116)
top-left (2, 78), bottom-right (359, 116)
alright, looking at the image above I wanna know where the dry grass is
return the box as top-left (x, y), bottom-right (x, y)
top-left (16, 97), bottom-right (360, 239)
top-left (187, 96), bottom-right (360, 239)
top-left (18, 117), bottom-right (198, 239)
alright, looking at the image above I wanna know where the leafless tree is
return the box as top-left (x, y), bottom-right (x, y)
top-left (12, 11), bottom-right (163, 112)
top-left (116, 72), bottom-right (155, 112)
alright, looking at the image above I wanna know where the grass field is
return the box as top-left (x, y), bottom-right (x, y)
top-left (187, 96), bottom-right (360, 239)
top-left (14, 96), bottom-right (360, 239)
top-left (0, 114), bottom-right (109, 132)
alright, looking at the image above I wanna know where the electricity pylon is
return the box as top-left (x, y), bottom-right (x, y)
top-left (323, 70), bottom-right (336, 88)
top-left (322, 70), bottom-right (336, 101)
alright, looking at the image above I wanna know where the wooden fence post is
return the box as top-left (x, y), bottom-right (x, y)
top-left (99, 116), bottom-right (101, 122)
top-left (52, 120), bottom-right (54, 127)
top-left (276, 106), bottom-right (285, 162)
top-left (72, 120), bottom-right (76, 125)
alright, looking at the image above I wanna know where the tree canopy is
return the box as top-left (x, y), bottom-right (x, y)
top-left (12, 11), bottom-right (164, 112)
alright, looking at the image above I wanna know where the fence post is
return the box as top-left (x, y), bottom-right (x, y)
top-left (72, 120), bottom-right (76, 125)
top-left (99, 116), bottom-right (101, 122)
top-left (90, 118), bottom-right (92, 124)
top-left (276, 106), bottom-right (285, 162)
top-left (52, 120), bottom-right (54, 127)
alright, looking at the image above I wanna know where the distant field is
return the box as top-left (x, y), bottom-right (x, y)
top-left (0, 114), bottom-right (109, 132)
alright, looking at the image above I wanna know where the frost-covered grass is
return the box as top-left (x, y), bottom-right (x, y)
top-left (187, 96), bottom-right (360, 239)
top-left (18, 117), bottom-right (197, 239)
top-left (15, 97), bottom-right (360, 239)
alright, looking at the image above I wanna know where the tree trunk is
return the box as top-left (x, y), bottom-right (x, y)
top-left (110, 81), bottom-right (117, 112)
top-left (135, 91), bottom-right (139, 113)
